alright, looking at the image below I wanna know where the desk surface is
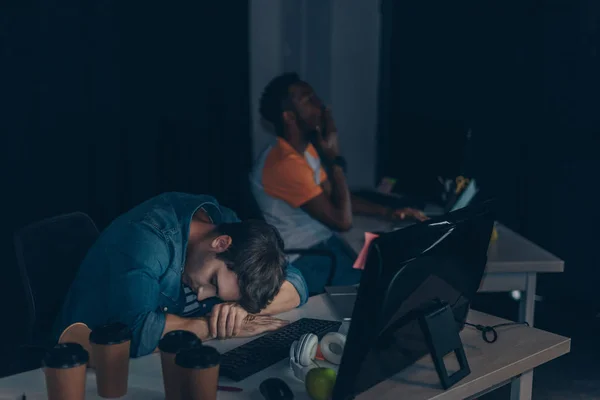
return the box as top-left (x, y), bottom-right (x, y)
top-left (342, 215), bottom-right (564, 274)
top-left (0, 295), bottom-right (570, 400)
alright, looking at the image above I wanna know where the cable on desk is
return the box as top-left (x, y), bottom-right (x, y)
top-left (464, 321), bottom-right (530, 344)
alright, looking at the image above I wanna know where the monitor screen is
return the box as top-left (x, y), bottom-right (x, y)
top-left (451, 179), bottom-right (478, 212)
top-left (332, 202), bottom-right (494, 399)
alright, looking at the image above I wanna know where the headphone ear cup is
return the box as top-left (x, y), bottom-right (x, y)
top-left (320, 332), bottom-right (347, 365)
top-left (290, 336), bottom-right (317, 382)
top-left (298, 333), bottom-right (319, 367)
top-left (295, 334), bottom-right (310, 364)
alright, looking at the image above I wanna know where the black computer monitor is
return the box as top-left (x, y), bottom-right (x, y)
top-left (332, 201), bottom-right (495, 400)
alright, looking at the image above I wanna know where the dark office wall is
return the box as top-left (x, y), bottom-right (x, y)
top-left (522, 0), bottom-right (600, 303)
top-left (379, 0), bottom-right (600, 303)
top-left (0, 1), bottom-right (251, 345)
top-left (379, 0), bottom-right (537, 221)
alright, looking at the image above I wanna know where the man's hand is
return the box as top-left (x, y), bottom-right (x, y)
top-left (209, 302), bottom-right (248, 339)
top-left (392, 208), bottom-right (429, 222)
top-left (237, 315), bottom-right (289, 337)
top-left (314, 107), bottom-right (340, 161)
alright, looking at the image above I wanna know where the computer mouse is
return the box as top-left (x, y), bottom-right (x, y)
top-left (259, 378), bottom-right (294, 400)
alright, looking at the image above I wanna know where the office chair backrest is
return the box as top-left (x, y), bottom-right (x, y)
top-left (13, 212), bottom-right (99, 343)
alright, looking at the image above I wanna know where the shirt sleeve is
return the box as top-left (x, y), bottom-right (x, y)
top-left (106, 250), bottom-right (166, 358)
top-left (262, 155), bottom-right (323, 208)
top-left (285, 263), bottom-right (309, 306)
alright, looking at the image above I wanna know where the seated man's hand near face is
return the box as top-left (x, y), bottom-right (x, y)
top-left (208, 302), bottom-right (289, 339)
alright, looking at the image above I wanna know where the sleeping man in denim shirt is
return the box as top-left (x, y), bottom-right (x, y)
top-left (53, 192), bottom-right (309, 357)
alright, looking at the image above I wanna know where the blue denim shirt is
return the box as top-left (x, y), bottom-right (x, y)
top-left (53, 192), bottom-right (309, 357)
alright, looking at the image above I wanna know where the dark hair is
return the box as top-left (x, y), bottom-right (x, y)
top-left (259, 72), bottom-right (302, 135)
top-left (213, 220), bottom-right (287, 313)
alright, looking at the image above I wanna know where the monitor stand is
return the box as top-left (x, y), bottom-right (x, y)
top-left (419, 300), bottom-right (471, 389)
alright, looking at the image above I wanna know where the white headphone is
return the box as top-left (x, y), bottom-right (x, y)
top-left (289, 332), bottom-right (346, 381)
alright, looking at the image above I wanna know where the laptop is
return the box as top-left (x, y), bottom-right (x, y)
top-left (354, 178), bottom-right (478, 217)
top-left (447, 178), bottom-right (477, 212)
top-left (324, 285), bottom-right (358, 321)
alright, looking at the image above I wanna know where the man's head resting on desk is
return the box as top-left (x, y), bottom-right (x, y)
top-left (260, 72), bottom-right (324, 140)
top-left (183, 211), bottom-right (287, 314)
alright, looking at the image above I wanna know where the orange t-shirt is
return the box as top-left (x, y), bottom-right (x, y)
top-left (262, 138), bottom-right (328, 208)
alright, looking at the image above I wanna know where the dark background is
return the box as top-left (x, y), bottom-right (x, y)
top-left (1, 1), bottom-right (252, 346)
top-left (378, 0), bottom-right (600, 306)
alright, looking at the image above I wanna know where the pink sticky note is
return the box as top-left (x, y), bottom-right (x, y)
top-left (352, 232), bottom-right (380, 270)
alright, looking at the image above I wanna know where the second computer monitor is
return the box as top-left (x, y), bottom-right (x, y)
top-left (332, 201), bottom-right (495, 400)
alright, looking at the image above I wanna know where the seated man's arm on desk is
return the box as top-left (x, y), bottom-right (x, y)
top-left (262, 142), bottom-right (352, 232)
top-left (350, 194), bottom-right (428, 222)
top-left (163, 314), bottom-right (288, 341)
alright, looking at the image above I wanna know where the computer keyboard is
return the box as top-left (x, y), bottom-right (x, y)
top-left (220, 318), bottom-right (342, 381)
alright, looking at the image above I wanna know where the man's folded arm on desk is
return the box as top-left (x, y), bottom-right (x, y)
top-left (115, 261), bottom-right (303, 357)
top-left (219, 205), bottom-right (309, 314)
top-left (166, 265), bottom-right (307, 341)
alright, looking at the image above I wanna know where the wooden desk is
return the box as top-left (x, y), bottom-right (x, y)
top-left (0, 295), bottom-right (570, 400)
top-left (340, 215), bottom-right (565, 399)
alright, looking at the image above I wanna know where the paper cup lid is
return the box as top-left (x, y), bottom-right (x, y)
top-left (175, 345), bottom-right (220, 369)
top-left (158, 330), bottom-right (202, 353)
top-left (89, 322), bottom-right (131, 345)
top-left (43, 343), bottom-right (89, 369)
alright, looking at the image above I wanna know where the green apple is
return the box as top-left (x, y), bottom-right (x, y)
top-left (305, 367), bottom-right (337, 400)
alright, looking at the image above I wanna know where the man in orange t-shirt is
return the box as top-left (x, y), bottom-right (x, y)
top-left (250, 73), bottom-right (426, 294)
